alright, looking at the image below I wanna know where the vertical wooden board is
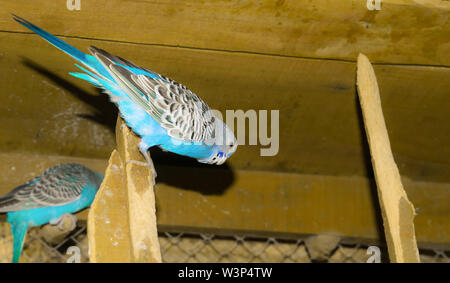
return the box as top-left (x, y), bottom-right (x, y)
top-left (357, 53), bottom-right (419, 262)
top-left (116, 117), bottom-right (162, 263)
top-left (88, 150), bottom-right (132, 263)
top-left (125, 163), bottom-right (161, 262)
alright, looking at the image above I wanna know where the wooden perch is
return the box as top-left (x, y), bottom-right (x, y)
top-left (356, 53), bottom-right (420, 263)
top-left (88, 116), bottom-right (161, 263)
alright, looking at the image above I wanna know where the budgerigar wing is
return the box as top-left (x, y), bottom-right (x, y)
top-left (0, 164), bottom-right (89, 212)
top-left (89, 46), bottom-right (217, 143)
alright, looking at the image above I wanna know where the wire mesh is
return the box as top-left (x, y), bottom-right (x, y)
top-left (159, 233), bottom-right (309, 263)
top-left (0, 221), bottom-right (449, 263)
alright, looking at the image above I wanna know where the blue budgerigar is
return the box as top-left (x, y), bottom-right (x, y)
top-left (0, 164), bottom-right (103, 263)
top-left (13, 15), bottom-right (237, 184)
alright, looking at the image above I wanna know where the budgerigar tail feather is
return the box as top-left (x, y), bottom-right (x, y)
top-left (12, 14), bottom-right (113, 82)
top-left (11, 222), bottom-right (28, 263)
top-left (69, 72), bottom-right (102, 87)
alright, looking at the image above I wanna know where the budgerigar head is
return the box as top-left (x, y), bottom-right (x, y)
top-left (199, 119), bottom-right (237, 165)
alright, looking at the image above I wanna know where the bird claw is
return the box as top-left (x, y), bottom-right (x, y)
top-left (143, 150), bottom-right (157, 187)
top-left (137, 141), bottom-right (157, 186)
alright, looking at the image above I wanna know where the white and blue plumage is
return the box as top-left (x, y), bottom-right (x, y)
top-left (0, 163), bottom-right (103, 263)
top-left (13, 15), bottom-right (238, 184)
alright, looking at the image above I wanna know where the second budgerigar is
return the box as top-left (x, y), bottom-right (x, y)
top-left (0, 164), bottom-right (103, 263)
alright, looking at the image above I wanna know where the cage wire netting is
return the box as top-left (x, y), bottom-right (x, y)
top-left (0, 221), bottom-right (448, 263)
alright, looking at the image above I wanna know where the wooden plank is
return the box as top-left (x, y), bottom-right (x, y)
top-left (0, 152), bottom-right (448, 247)
top-left (115, 117), bottom-right (161, 263)
top-left (153, 166), bottom-right (450, 249)
top-left (88, 117), bottom-right (161, 263)
top-left (0, 0), bottom-right (449, 66)
top-left (1, 32), bottom-right (450, 181)
top-left (88, 150), bottom-right (132, 263)
top-left (357, 53), bottom-right (419, 262)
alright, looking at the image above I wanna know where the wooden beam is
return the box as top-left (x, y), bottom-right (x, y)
top-left (356, 53), bottom-right (419, 262)
top-left (0, 32), bottom-right (450, 182)
top-left (0, 0), bottom-right (449, 65)
top-left (0, 152), bottom-right (448, 248)
top-left (153, 166), bottom-right (450, 250)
